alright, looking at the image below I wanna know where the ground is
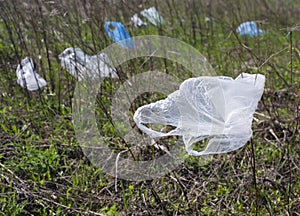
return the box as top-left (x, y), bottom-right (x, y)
top-left (0, 0), bottom-right (299, 215)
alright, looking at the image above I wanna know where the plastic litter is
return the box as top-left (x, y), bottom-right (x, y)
top-left (134, 73), bottom-right (265, 156)
top-left (141, 7), bottom-right (165, 26)
top-left (130, 13), bottom-right (147, 27)
top-left (16, 57), bottom-right (47, 91)
top-left (104, 21), bottom-right (135, 49)
top-left (205, 17), bottom-right (214, 22)
top-left (236, 21), bottom-right (265, 37)
top-left (58, 47), bottom-right (118, 81)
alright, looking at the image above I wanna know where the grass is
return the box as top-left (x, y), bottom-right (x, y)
top-left (0, 0), bottom-right (299, 215)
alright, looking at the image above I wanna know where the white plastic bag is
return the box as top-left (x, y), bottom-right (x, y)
top-left (16, 57), bottom-right (47, 91)
top-left (58, 47), bottom-right (118, 81)
top-left (141, 7), bottom-right (165, 26)
top-left (134, 73), bottom-right (265, 156)
top-left (130, 13), bottom-right (147, 27)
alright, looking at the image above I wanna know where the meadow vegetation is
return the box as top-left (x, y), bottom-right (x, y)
top-left (0, 0), bottom-right (299, 215)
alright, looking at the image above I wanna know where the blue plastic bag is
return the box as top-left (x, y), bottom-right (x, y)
top-left (104, 22), bottom-right (135, 49)
top-left (236, 21), bottom-right (265, 37)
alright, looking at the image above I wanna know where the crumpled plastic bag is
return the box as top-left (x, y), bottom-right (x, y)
top-left (130, 13), bottom-right (147, 27)
top-left (58, 47), bottom-right (118, 81)
top-left (236, 21), bottom-right (265, 37)
top-left (134, 73), bottom-right (265, 156)
top-left (104, 21), bottom-right (135, 49)
top-left (16, 57), bottom-right (47, 91)
top-left (141, 7), bottom-right (165, 26)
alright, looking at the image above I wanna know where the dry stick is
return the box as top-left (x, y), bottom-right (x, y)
top-left (1, 163), bottom-right (104, 216)
top-left (287, 31), bottom-right (293, 216)
top-left (61, 10), bottom-right (93, 52)
top-left (234, 21), bottom-right (290, 89)
top-left (172, 0), bottom-right (184, 34)
top-left (170, 171), bottom-right (192, 211)
top-left (165, 0), bottom-right (174, 37)
top-left (1, 6), bottom-right (20, 60)
top-left (10, 2), bottom-right (28, 53)
top-left (232, 28), bottom-right (260, 63)
top-left (81, 2), bottom-right (96, 51)
top-left (250, 138), bottom-right (258, 216)
top-left (147, 181), bottom-right (170, 216)
top-left (13, 2), bottom-right (49, 103)
top-left (234, 27), bottom-right (261, 214)
top-left (154, 0), bottom-right (164, 36)
top-left (206, 0), bottom-right (213, 62)
top-left (289, 31), bottom-right (293, 86)
top-left (191, 16), bottom-right (197, 46)
top-left (23, 5), bottom-right (46, 105)
top-left (36, 0), bottom-right (54, 93)
top-left (50, 16), bottom-right (64, 112)
top-left (1, 5), bottom-right (29, 99)
top-left (34, 195), bottom-right (105, 216)
top-left (259, 47), bottom-right (291, 101)
top-left (0, 162), bottom-right (25, 185)
top-left (95, 96), bottom-right (136, 161)
top-left (141, 193), bottom-right (153, 215)
top-left (195, 1), bottom-right (204, 45)
top-left (115, 149), bottom-right (128, 192)
top-left (257, 47), bottom-right (288, 70)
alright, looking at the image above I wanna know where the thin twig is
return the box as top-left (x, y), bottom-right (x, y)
top-left (287, 31), bottom-right (293, 216)
top-left (250, 139), bottom-right (258, 216)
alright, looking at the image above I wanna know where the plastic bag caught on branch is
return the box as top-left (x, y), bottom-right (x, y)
top-left (130, 13), bottom-right (147, 27)
top-left (58, 47), bottom-right (118, 81)
top-left (141, 7), bottom-right (165, 26)
top-left (133, 73), bottom-right (265, 156)
top-left (236, 21), bottom-right (265, 37)
top-left (104, 21), bottom-right (135, 49)
top-left (16, 57), bottom-right (47, 91)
